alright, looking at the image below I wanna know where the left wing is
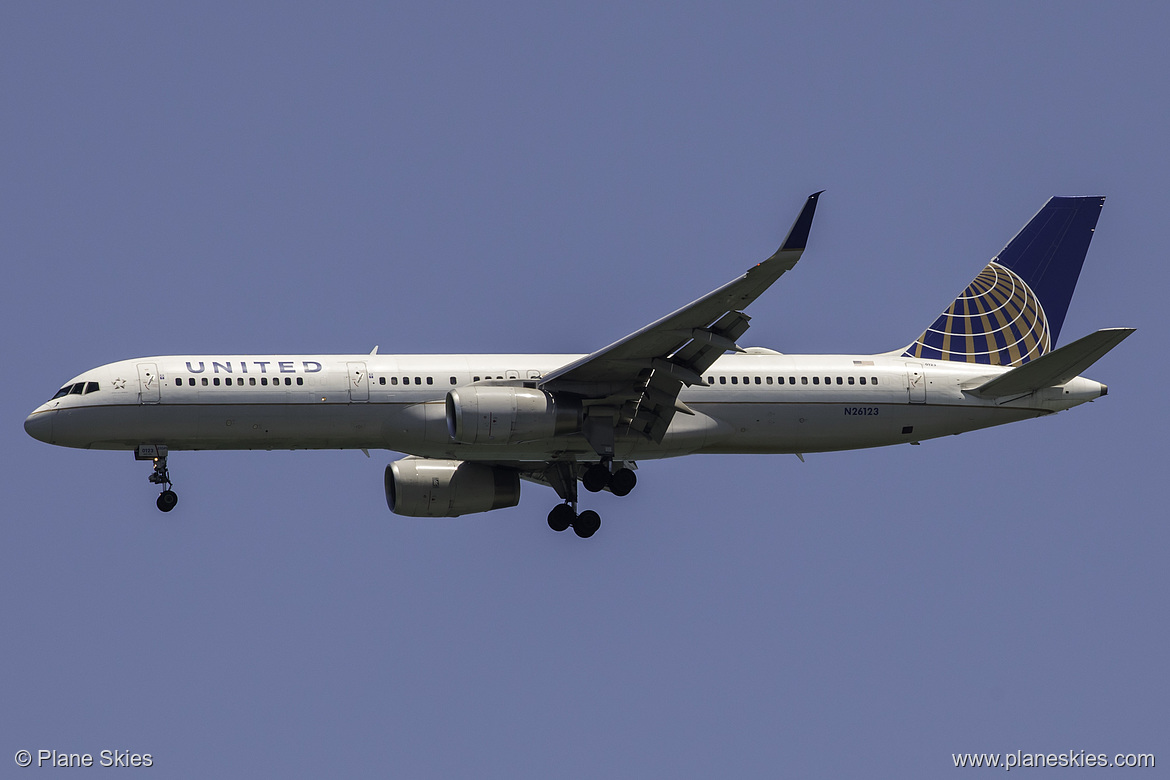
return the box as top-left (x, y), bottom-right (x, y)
top-left (539, 192), bottom-right (822, 455)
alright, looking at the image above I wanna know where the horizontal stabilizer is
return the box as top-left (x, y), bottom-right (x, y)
top-left (969, 328), bottom-right (1134, 398)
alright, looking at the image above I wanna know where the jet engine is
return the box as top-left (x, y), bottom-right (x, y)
top-left (445, 386), bottom-right (581, 445)
top-left (385, 457), bottom-right (520, 517)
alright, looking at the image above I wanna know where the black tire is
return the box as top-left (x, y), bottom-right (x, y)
top-left (609, 467), bottom-right (637, 497)
top-left (582, 464), bottom-right (609, 493)
top-left (573, 510), bottom-right (601, 538)
top-left (547, 503), bottom-right (575, 532)
top-left (157, 490), bottom-right (178, 512)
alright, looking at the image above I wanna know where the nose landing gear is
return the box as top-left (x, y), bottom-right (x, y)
top-left (136, 445), bottom-right (177, 512)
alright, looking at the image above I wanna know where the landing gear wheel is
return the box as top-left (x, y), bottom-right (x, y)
top-left (582, 464), bottom-right (610, 493)
top-left (547, 503), bottom-right (575, 532)
top-left (609, 467), bottom-right (637, 497)
top-left (573, 510), bottom-right (601, 538)
top-left (156, 490), bottom-right (178, 512)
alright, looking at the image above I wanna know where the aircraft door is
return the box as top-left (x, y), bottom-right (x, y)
top-left (906, 362), bottom-right (926, 403)
top-left (347, 362), bottom-right (370, 402)
top-left (137, 363), bottom-right (160, 404)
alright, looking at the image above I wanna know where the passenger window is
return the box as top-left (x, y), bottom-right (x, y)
top-left (731, 376), bottom-right (738, 384)
top-left (261, 377), bottom-right (268, 386)
top-left (449, 377), bottom-right (456, 385)
top-left (284, 377), bottom-right (292, 386)
top-left (472, 376), bottom-right (480, 382)
top-left (766, 376), bottom-right (773, 385)
top-left (812, 376), bottom-right (819, 385)
top-left (836, 377), bottom-right (843, 385)
top-left (249, 377), bottom-right (256, 386)
top-left (872, 377), bottom-right (878, 385)
top-left (824, 376), bottom-right (831, 384)
top-left (378, 377), bottom-right (386, 385)
top-left (860, 377), bottom-right (866, 385)
top-left (742, 376), bottom-right (749, 384)
top-left (754, 377), bottom-right (761, 384)
top-left (848, 376), bottom-right (855, 385)
top-left (237, 378), bottom-right (244, 386)
top-left (719, 376), bottom-right (727, 384)
top-left (188, 378), bottom-right (195, 386)
top-left (392, 377), bottom-right (399, 385)
top-left (789, 377), bottom-right (796, 384)
top-left (426, 377), bottom-right (433, 385)
top-left (201, 378), bottom-right (209, 386)
top-left (801, 376), bottom-right (808, 385)
top-left (415, 377), bottom-right (421, 385)
top-left (296, 377), bottom-right (304, 386)
top-left (213, 378), bottom-right (220, 386)
top-left (175, 379), bottom-right (182, 387)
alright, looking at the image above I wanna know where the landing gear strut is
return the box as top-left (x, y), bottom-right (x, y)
top-left (546, 461), bottom-right (601, 538)
top-left (136, 445), bottom-right (177, 512)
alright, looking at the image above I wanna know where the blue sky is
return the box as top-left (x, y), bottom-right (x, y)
top-left (2, 3), bottom-right (1166, 776)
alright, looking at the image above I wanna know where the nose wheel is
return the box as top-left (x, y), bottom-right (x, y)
top-left (156, 489), bottom-right (178, 512)
top-left (136, 445), bottom-right (178, 512)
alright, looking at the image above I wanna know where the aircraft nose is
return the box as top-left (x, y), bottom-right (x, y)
top-left (24, 409), bottom-right (55, 444)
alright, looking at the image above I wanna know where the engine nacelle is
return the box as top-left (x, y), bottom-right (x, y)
top-left (445, 386), bottom-right (581, 445)
top-left (385, 457), bottom-right (521, 517)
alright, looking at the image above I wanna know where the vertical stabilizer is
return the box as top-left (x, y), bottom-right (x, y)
top-left (903, 196), bottom-right (1104, 366)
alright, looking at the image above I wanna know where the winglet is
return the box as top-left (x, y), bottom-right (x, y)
top-left (777, 191), bottom-right (824, 252)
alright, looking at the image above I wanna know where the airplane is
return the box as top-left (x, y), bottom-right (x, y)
top-left (25, 194), bottom-right (1133, 538)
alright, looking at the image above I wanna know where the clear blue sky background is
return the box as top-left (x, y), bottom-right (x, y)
top-left (3, 3), bottom-right (1165, 777)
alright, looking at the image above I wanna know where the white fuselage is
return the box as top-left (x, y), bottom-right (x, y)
top-left (24, 351), bottom-right (1106, 462)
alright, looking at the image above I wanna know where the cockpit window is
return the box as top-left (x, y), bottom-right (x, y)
top-left (69, 383), bottom-right (85, 395)
top-left (84, 382), bottom-right (100, 394)
top-left (52, 384), bottom-right (74, 399)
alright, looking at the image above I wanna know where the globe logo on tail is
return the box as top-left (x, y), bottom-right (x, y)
top-left (903, 261), bottom-right (1050, 366)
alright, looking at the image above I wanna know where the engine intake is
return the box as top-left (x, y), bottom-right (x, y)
top-left (445, 386), bottom-right (581, 445)
top-left (385, 457), bottom-right (520, 517)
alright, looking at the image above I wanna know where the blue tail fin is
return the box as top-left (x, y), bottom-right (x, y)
top-left (903, 196), bottom-right (1105, 366)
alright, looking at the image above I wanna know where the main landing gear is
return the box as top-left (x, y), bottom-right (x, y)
top-left (545, 459), bottom-right (636, 539)
top-left (582, 462), bottom-right (637, 496)
top-left (136, 445), bottom-right (177, 512)
top-left (547, 503), bottom-right (602, 538)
